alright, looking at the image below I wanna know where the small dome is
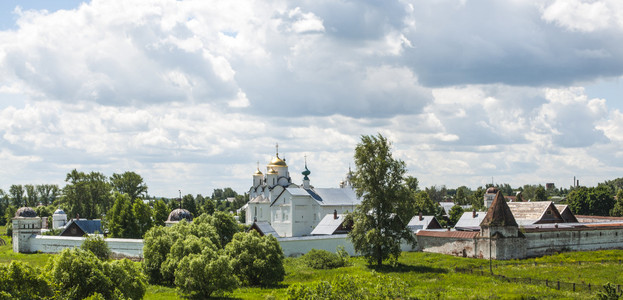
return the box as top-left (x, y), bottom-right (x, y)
top-left (15, 207), bottom-right (37, 218)
top-left (267, 168), bottom-right (278, 174)
top-left (53, 208), bottom-right (66, 215)
top-left (268, 156), bottom-right (287, 167)
top-left (486, 187), bottom-right (499, 194)
top-left (254, 168), bottom-right (263, 176)
top-left (167, 208), bottom-right (193, 222)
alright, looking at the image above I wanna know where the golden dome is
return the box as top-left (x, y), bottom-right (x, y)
top-left (267, 168), bottom-right (278, 174)
top-left (268, 156), bottom-right (287, 167)
top-left (253, 169), bottom-right (263, 176)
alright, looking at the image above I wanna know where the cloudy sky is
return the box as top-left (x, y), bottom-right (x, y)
top-left (1, 0), bottom-right (623, 198)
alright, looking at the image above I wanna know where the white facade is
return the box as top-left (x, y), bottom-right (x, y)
top-left (245, 148), bottom-right (360, 237)
top-left (52, 208), bottom-right (68, 229)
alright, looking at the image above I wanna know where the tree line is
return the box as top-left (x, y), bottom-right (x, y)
top-left (1, 170), bottom-right (247, 238)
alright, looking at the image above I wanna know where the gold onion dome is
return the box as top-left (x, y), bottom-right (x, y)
top-left (268, 156), bottom-right (287, 167)
top-left (267, 168), bottom-right (278, 174)
top-left (254, 169), bottom-right (263, 176)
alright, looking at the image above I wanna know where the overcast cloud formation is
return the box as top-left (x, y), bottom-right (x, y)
top-left (1, 0), bottom-right (623, 197)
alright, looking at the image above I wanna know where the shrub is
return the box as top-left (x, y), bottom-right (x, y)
top-left (302, 248), bottom-right (348, 269)
top-left (286, 274), bottom-right (407, 300)
top-left (142, 225), bottom-right (174, 284)
top-left (81, 234), bottom-right (111, 260)
top-left (0, 261), bottom-right (52, 299)
top-left (225, 231), bottom-right (285, 286)
top-left (174, 248), bottom-right (237, 298)
top-left (47, 248), bottom-right (146, 299)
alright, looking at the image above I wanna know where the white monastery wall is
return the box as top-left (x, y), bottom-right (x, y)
top-left (417, 236), bottom-right (478, 258)
top-left (24, 235), bottom-right (144, 258)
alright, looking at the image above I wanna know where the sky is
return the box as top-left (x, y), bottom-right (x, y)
top-left (1, 0), bottom-right (623, 198)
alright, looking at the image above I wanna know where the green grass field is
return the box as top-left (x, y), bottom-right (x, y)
top-left (2, 223), bottom-right (622, 299)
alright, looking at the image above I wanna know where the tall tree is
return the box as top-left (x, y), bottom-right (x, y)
top-left (107, 193), bottom-right (139, 238)
top-left (24, 185), bottom-right (38, 207)
top-left (153, 199), bottom-right (170, 227)
top-left (610, 189), bottom-right (623, 217)
top-left (568, 186), bottom-right (614, 216)
top-left (454, 186), bottom-right (469, 205)
top-left (534, 185), bottom-right (547, 201)
top-left (110, 171), bottom-right (148, 201)
top-left (63, 170), bottom-right (111, 219)
top-left (9, 185), bottom-right (25, 207)
top-left (36, 184), bottom-right (60, 206)
top-left (348, 134), bottom-right (415, 266)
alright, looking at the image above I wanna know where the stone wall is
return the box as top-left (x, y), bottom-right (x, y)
top-left (277, 234), bottom-right (416, 257)
top-left (524, 226), bottom-right (623, 257)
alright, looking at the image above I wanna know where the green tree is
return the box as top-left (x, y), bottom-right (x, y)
top-left (454, 186), bottom-right (469, 205)
top-left (413, 191), bottom-right (437, 215)
top-left (110, 171), bottom-right (148, 201)
top-left (81, 234), bottom-right (111, 260)
top-left (448, 205), bottom-right (465, 227)
top-left (152, 199), bottom-right (169, 226)
top-left (107, 193), bottom-right (139, 238)
top-left (195, 211), bottom-right (240, 248)
top-left (142, 226), bottom-right (174, 284)
top-left (348, 134), bottom-right (415, 266)
top-left (174, 248), bottom-right (237, 298)
top-left (201, 198), bottom-right (216, 215)
top-left (568, 186), bottom-right (615, 216)
top-left (405, 176), bottom-right (419, 192)
top-left (471, 187), bottom-right (486, 211)
top-left (534, 185), bottom-right (547, 201)
top-left (610, 189), bottom-right (623, 217)
top-left (24, 184), bottom-right (38, 207)
top-left (62, 170), bottom-right (111, 220)
top-left (225, 231), bottom-right (285, 286)
top-left (133, 200), bottom-right (153, 237)
top-left (0, 261), bottom-right (52, 299)
top-left (9, 184), bottom-right (24, 207)
top-left (36, 184), bottom-right (60, 206)
top-left (425, 185), bottom-right (447, 202)
top-left (106, 259), bottom-right (147, 300)
top-left (181, 194), bottom-right (198, 217)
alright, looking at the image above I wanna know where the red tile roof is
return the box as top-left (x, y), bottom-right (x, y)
top-left (417, 230), bottom-right (480, 239)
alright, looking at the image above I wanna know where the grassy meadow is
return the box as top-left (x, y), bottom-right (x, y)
top-left (2, 223), bottom-right (623, 299)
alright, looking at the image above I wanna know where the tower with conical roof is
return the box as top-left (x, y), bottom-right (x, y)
top-left (480, 190), bottom-right (518, 238)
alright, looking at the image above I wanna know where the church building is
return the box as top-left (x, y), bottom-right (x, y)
top-left (245, 146), bottom-right (361, 237)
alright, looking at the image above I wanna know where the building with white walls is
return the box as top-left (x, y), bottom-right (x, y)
top-left (245, 146), bottom-right (361, 237)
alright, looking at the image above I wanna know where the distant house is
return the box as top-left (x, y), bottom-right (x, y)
top-left (248, 221), bottom-right (278, 237)
top-left (59, 219), bottom-right (103, 237)
top-left (310, 212), bottom-right (353, 235)
top-left (407, 213), bottom-right (442, 232)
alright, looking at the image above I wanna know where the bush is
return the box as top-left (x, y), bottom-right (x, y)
top-left (81, 234), bottom-right (111, 260)
top-left (302, 248), bottom-right (349, 269)
top-left (225, 231), bottom-right (285, 286)
top-left (174, 249), bottom-right (237, 298)
top-left (0, 261), bottom-right (52, 299)
top-left (47, 248), bottom-right (146, 299)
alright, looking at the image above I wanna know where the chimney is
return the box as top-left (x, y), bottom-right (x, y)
top-left (472, 209), bottom-right (477, 218)
top-left (333, 210), bottom-right (338, 220)
top-left (419, 211), bottom-right (423, 221)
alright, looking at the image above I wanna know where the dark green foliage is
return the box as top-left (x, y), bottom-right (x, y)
top-left (425, 185), bottom-right (447, 202)
top-left (110, 171), bottom-right (148, 201)
top-left (413, 191), bottom-right (437, 215)
top-left (195, 211), bottom-right (240, 247)
top-left (46, 248), bottom-right (146, 300)
top-left (0, 261), bottom-right (52, 299)
top-left (286, 274), bottom-right (407, 300)
top-left (302, 248), bottom-right (348, 269)
top-left (174, 249), bottom-right (237, 299)
top-left (225, 231), bottom-right (285, 286)
top-left (133, 200), bottom-right (153, 236)
top-left (448, 205), bottom-right (464, 227)
top-left (152, 199), bottom-right (169, 227)
top-left (9, 185), bottom-right (25, 207)
top-left (534, 185), bottom-right (547, 201)
top-left (142, 226), bottom-right (174, 284)
top-left (62, 170), bottom-right (112, 220)
top-left (81, 234), bottom-right (111, 260)
top-left (107, 193), bottom-right (139, 238)
top-left (471, 187), bottom-right (486, 211)
top-left (349, 134), bottom-right (415, 266)
top-left (610, 190), bottom-right (623, 217)
top-left (568, 186), bottom-right (615, 216)
top-left (597, 283), bottom-right (622, 300)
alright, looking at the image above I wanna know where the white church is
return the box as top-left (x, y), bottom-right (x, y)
top-left (244, 146), bottom-right (361, 237)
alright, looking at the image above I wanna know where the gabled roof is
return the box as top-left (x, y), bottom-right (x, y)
top-left (480, 191), bottom-right (518, 227)
top-left (310, 214), bottom-right (350, 235)
top-left (60, 219), bottom-right (102, 236)
top-left (555, 204), bottom-right (578, 223)
top-left (283, 187), bottom-right (361, 207)
top-left (455, 211), bottom-right (487, 230)
top-left (407, 215), bottom-right (442, 231)
top-left (506, 201), bottom-right (564, 225)
top-left (248, 221), bottom-right (278, 237)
